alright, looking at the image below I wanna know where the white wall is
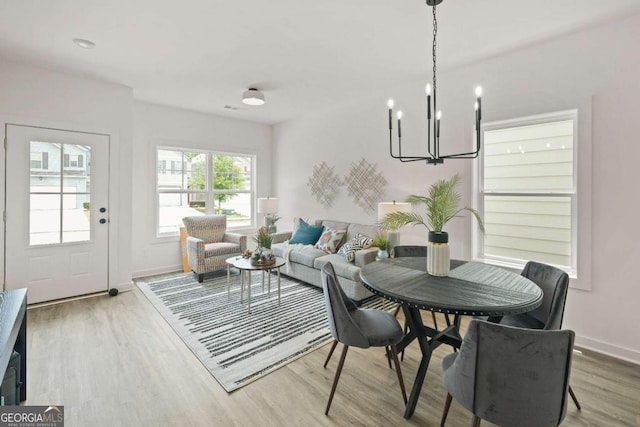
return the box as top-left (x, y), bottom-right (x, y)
top-left (131, 102), bottom-right (273, 277)
top-left (0, 60), bottom-right (134, 291)
top-left (273, 14), bottom-right (640, 363)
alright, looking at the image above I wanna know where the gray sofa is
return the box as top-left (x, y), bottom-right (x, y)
top-left (271, 219), bottom-right (379, 302)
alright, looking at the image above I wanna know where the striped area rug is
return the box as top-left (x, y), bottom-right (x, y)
top-left (135, 270), bottom-right (388, 392)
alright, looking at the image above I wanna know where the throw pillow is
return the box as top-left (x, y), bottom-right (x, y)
top-left (288, 218), bottom-right (324, 245)
top-left (337, 233), bottom-right (374, 262)
top-left (314, 228), bottom-right (347, 254)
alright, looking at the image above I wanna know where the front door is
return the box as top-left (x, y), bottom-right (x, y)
top-left (4, 124), bottom-right (110, 303)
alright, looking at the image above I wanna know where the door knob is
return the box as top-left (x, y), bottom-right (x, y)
top-left (99, 207), bottom-right (107, 213)
top-left (99, 218), bottom-right (107, 224)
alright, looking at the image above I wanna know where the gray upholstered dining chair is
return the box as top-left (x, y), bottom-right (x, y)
top-left (498, 261), bottom-right (581, 409)
top-left (440, 319), bottom-right (575, 427)
top-left (320, 262), bottom-right (407, 415)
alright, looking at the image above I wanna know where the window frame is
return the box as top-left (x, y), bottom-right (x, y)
top-left (474, 109), bottom-right (579, 277)
top-left (155, 146), bottom-right (256, 238)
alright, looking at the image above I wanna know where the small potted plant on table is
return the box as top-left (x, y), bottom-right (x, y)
top-left (252, 226), bottom-right (275, 266)
top-left (373, 234), bottom-right (390, 260)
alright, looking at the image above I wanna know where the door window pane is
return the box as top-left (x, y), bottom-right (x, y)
top-left (62, 193), bottom-right (91, 243)
top-left (30, 194), bottom-right (61, 245)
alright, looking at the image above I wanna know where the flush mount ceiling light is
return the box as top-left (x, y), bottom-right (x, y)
top-left (72, 38), bottom-right (96, 49)
top-left (242, 88), bottom-right (265, 106)
top-left (387, 0), bottom-right (483, 165)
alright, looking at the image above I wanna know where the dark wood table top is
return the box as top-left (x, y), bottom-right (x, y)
top-left (360, 258), bottom-right (542, 317)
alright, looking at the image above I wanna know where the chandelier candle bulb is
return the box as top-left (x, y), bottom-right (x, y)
top-left (397, 111), bottom-right (403, 138)
top-left (475, 86), bottom-right (482, 121)
top-left (388, 99), bottom-right (394, 130)
top-left (426, 84), bottom-right (432, 119)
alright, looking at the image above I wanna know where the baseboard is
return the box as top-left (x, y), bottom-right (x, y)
top-left (132, 264), bottom-right (184, 279)
top-left (112, 280), bottom-right (134, 292)
top-left (575, 334), bottom-right (640, 365)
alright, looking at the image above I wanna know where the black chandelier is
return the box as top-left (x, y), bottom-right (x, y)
top-left (387, 0), bottom-right (483, 165)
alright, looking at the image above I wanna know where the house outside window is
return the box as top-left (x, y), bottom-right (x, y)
top-left (475, 110), bottom-right (577, 276)
top-left (156, 148), bottom-right (255, 236)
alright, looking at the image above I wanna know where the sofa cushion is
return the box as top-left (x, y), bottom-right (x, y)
top-left (271, 242), bottom-right (286, 258)
top-left (337, 233), bottom-right (374, 262)
top-left (288, 245), bottom-right (327, 268)
top-left (346, 223), bottom-right (379, 242)
top-left (314, 227), bottom-right (347, 254)
top-left (289, 219), bottom-right (324, 245)
top-left (314, 254), bottom-right (362, 282)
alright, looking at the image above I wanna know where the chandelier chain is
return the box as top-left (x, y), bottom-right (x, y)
top-left (432, 4), bottom-right (437, 93)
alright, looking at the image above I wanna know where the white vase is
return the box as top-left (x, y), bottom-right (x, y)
top-left (427, 242), bottom-right (450, 276)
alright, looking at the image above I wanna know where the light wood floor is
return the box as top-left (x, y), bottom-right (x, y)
top-left (25, 287), bottom-right (640, 426)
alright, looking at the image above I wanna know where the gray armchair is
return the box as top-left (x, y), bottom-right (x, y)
top-left (320, 262), bottom-right (407, 415)
top-left (440, 319), bottom-right (575, 427)
top-left (182, 215), bottom-right (247, 283)
top-left (499, 261), bottom-right (580, 409)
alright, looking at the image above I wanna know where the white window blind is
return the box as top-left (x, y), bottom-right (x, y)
top-left (479, 111), bottom-right (577, 273)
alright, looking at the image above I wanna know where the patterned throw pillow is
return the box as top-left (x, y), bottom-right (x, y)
top-left (314, 228), bottom-right (347, 254)
top-left (337, 233), bottom-right (374, 262)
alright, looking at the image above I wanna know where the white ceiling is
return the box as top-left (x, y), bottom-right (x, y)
top-left (1, 0), bottom-right (639, 125)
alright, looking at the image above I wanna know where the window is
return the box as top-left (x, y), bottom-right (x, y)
top-left (157, 148), bottom-right (255, 236)
top-left (64, 153), bottom-right (84, 168)
top-left (31, 151), bottom-right (48, 169)
top-left (476, 110), bottom-right (577, 275)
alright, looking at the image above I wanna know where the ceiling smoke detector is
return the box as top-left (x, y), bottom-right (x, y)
top-left (242, 88), bottom-right (265, 106)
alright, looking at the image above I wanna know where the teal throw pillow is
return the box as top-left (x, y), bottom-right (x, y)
top-left (289, 219), bottom-right (324, 245)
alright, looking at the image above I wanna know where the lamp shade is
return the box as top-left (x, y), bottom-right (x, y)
top-left (257, 197), bottom-right (279, 214)
top-left (378, 201), bottom-right (411, 222)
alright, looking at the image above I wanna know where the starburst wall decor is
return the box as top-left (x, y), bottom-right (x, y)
top-left (343, 158), bottom-right (387, 212)
top-left (307, 161), bottom-right (342, 208)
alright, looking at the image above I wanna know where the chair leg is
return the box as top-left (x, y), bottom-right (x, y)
top-left (197, 273), bottom-right (204, 283)
top-left (471, 415), bottom-right (481, 427)
top-left (323, 340), bottom-right (338, 368)
top-left (390, 345), bottom-right (407, 405)
top-left (325, 344), bottom-right (349, 415)
top-left (392, 303), bottom-right (402, 317)
top-left (440, 392), bottom-right (453, 427)
top-left (385, 346), bottom-right (392, 369)
top-left (401, 320), bottom-right (409, 362)
top-left (569, 385), bottom-right (581, 410)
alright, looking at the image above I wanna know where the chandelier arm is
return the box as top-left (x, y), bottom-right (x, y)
top-left (390, 130), bottom-right (430, 161)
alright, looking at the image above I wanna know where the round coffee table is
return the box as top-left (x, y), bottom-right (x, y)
top-left (226, 256), bottom-right (286, 313)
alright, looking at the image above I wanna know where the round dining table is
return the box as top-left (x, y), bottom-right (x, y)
top-left (360, 257), bottom-right (543, 419)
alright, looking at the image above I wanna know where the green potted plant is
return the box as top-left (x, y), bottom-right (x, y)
top-left (379, 174), bottom-right (484, 275)
top-left (252, 226), bottom-right (275, 265)
top-left (254, 226), bottom-right (273, 250)
top-left (372, 234), bottom-right (389, 259)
